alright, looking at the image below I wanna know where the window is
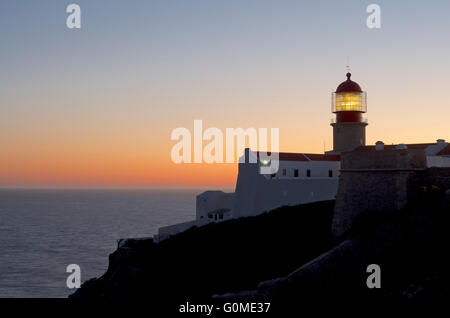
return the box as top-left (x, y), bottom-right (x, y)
top-left (282, 168), bottom-right (286, 176)
top-left (307, 169), bottom-right (311, 177)
top-left (219, 214), bottom-right (223, 220)
top-left (328, 170), bottom-right (333, 178)
top-left (294, 169), bottom-right (299, 177)
top-left (334, 92), bottom-right (365, 112)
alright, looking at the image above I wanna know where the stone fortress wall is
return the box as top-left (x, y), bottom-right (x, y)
top-left (332, 147), bottom-right (450, 239)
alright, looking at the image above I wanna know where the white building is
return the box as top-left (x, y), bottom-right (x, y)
top-left (154, 150), bottom-right (340, 242)
top-left (154, 73), bottom-right (450, 242)
top-left (231, 149), bottom-right (340, 218)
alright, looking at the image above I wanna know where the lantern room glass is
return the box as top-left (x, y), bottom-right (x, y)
top-left (332, 91), bottom-right (367, 113)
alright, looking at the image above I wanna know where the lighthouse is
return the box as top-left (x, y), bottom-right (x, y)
top-left (329, 72), bottom-right (368, 153)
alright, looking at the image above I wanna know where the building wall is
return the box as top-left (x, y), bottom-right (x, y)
top-left (196, 191), bottom-right (235, 221)
top-left (332, 149), bottom-right (428, 239)
top-left (155, 219), bottom-right (205, 242)
top-left (427, 156), bottom-right (450, 168)
top-left (267, 160), bottom-right (340, 179)
top-left (232, 157), bottom-right (339, 218)
top-left (425, 167), bottom-right (450, 190)
top-left (252, 176), bottom-right (339, 217)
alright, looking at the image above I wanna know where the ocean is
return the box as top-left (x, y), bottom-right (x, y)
top-left (0, 188), bottom-right (209, 298)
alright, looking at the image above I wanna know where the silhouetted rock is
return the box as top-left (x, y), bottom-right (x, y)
top-left (217, 190), bottom-right (450, 308)
top-left (71, 200), bottom-right (336, 302)
top-left (71, 191), bottom-right (450, 310)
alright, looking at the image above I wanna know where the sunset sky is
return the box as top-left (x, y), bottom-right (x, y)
top-left (1, 0), bottom-right (449, 188)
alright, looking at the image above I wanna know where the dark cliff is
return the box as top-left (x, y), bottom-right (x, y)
top-left (71, 189), bottom-right (450, 310)
top-left (71, 200), bottom-right (336, 302)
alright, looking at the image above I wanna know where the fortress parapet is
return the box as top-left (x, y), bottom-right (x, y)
top-left (332, 144), bottom-right (450, 239)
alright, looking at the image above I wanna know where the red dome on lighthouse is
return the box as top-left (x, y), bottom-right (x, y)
top-left (335, 72), bottom-right (362, 93)
top-left (329, 70), bottom-right (368, 154)
top-left (331, 71), bottom-right (367, 123)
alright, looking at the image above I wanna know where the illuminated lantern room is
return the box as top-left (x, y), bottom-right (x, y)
top-left (332, 72), bottom-right (367, 123)
top-left (328, 72), bottom-right (368, 154)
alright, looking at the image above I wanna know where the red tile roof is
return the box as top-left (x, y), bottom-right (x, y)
top-left (355, 143), bottom-right (434, 152)
top-left (437, 144), bottom-right (450, 156)
top-left (256, 151), bottom-right (340, 162)
top-left (304, 153), bottom-right (341, 161)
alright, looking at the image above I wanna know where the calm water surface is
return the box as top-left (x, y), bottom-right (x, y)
top-left (0, 189), bottom-right (204, 297)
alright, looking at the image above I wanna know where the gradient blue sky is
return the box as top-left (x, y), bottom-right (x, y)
top-left (1, 0), bottom-right (449, 187)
